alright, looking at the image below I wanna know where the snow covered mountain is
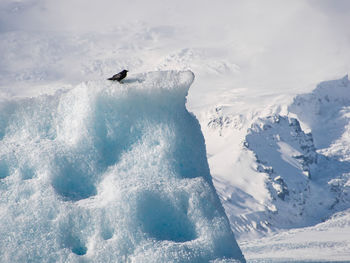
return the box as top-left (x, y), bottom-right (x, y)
top-left (204, 75), bottom-right (350, 244)
top-left (0, 71), bottom-right (245, 262)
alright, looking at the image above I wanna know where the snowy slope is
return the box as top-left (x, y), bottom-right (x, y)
top-left (0, 71), bottom-right (245, 263)
top-left (290, 75), bottom-right (350, 210)
top-left (200, 75), bottom-right (350, 262)
top-left (203, 76), bottom-right (350, 242)
top-left (241, 209), bottom-right (350, 262)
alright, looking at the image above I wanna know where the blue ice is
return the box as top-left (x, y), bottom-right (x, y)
top-left (0, 71), bottom-right (245, 262)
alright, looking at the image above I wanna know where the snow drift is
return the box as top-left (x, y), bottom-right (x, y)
top-left (0, 70), bottom-right (245, 262)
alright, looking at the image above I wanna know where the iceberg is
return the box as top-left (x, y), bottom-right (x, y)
top-left (0, 71), bottom-right (245, 262)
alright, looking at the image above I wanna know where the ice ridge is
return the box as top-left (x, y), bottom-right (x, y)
top-left (0, 70), bottom-right (245, 262)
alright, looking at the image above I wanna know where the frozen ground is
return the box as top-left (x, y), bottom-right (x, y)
top-left (1, 0), bottom-right (350, 262)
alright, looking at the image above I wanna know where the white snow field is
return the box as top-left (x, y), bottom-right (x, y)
top-left (1, 0), bottom-right (350, 262)
top-left (0, 70), bottom-right (245, 262)
top-left (240, 209), bottom-right (350, 262)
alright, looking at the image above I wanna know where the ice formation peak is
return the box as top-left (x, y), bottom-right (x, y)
top-left (0, 70), bottom-right (245, 262)
top-left (342, 74), bottom-right (349, 83)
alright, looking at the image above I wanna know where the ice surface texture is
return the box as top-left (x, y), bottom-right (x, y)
top-left (0, 70), bottom-right (245, 262)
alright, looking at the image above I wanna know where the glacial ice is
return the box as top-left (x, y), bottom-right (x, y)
top-left (0, 70), bottom-right (245, 262)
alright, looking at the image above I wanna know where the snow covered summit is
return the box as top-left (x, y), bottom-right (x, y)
top-left (203, 75), bottom-right (350, 246)
top-left (0, 70), bottom-right (245, 262)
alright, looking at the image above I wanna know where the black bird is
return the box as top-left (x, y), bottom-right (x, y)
top-left (108, 70), bottom-right (128, 82)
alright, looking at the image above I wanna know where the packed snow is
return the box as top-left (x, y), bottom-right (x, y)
top-left (0, 71), bottom-right (245, 262)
